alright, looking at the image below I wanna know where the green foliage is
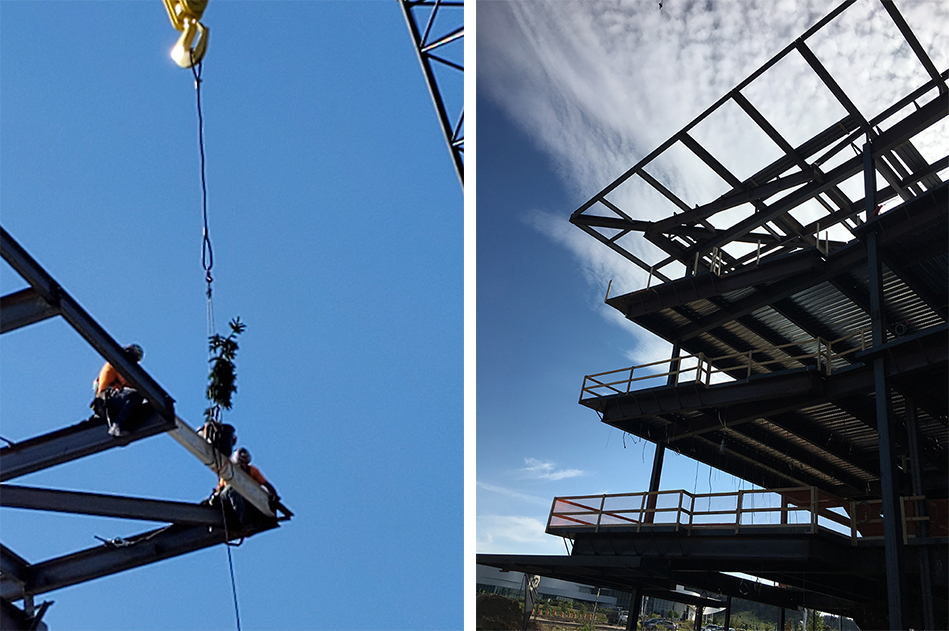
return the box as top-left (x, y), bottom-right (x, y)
top-left (204, 317), bottom-right (246, 422)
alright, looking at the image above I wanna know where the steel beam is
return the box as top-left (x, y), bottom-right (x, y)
top-left (0, 288), bottom-right (59, 334)
top-left (0, 227), bottom-right (175, 420)
top-left (168, 417), bottom-right (282, 519)
top-left (0, 545), bottom-right (30, 589)
top-left (0, 522), bottom-right (275, 601)
top-left (0, 485), bottom-right (223, 526)
top-left (0, 413), bottom-right (174, 482)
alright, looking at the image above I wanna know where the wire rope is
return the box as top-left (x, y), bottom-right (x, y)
top-left (189, 50), bottom-right (240, 631)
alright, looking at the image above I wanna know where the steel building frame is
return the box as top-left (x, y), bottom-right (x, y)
top-left (480, 1), bottom-right (947, 629)
top-left (398, 0), bottom-right (464, 186)
top-left (0, 226), bottom-right (292, 628)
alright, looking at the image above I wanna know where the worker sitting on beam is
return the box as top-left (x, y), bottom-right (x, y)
top-left (209, 447), bottom-right (279, 529)
top-left (91, 344), bottom-right (148, 437)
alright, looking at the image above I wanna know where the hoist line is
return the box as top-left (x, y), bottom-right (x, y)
top-left (190, 56), bottom-right (214, 303)
top-left (188, 49), bottom-right (240, 631)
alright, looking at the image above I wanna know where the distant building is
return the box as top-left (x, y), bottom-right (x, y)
top-left (477, 565), bottom-right (618, 609)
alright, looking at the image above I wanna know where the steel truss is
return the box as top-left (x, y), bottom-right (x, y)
top-left (399, 0), bottom-right (464, 186)
top-left (0, 226), bottom-right (292, 627)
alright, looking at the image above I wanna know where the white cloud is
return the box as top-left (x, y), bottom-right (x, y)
top-left (520, 457), bottom-right (584, 481)
top-left (481, 0), bottom-right (949, 330)
top-left (476, 514), bottom-right (568, 555)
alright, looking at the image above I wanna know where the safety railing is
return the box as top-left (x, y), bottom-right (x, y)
top-left (546, 486), bottom-right (948, 546)
top-left (580, 327), bottom-right (871, 398)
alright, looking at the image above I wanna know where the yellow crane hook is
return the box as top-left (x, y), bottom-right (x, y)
top-left (163, 0), bottom-right (209, 68)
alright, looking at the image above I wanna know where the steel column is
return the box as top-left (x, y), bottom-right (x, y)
top-left (905, 397), bottom-right (935, 630)
top-left (865, 141), bottom-right (907, 630)
top-left (626, 587), bottom-right (640, 631)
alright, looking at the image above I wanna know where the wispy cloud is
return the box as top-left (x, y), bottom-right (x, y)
top-left (477, 515), bottom-right (568, 555)
top-left (520, 457), bottom-right (584, 481)
top-left (477, 481), bottom-right (551, 507)
top-left (480, 0), bottom-right (949, 358)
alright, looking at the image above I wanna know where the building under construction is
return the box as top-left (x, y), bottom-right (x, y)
top-left (478, 1), bottom-right (947, 629)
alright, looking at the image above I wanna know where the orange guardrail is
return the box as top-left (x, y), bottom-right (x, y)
top-left (580, 328), bottom-right (871, 399)
top-left (546, 486), bottom-right (947, 546)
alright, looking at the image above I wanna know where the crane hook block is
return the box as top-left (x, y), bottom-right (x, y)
top-left (163, 0), bottom-right (209, 68)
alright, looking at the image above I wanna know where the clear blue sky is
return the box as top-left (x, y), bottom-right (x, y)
top-left (1, 2), bottom-right (461, 630)
top-left (476, 0), bottom-right (948, 558)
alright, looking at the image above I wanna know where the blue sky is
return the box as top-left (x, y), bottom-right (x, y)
top-left (476, 0), bottom-right (948, 559)
top-left (1, 2), bottom-right (461, 630)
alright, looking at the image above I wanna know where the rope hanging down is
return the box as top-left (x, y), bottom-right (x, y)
top-left (188, 51), bottom-right (240, 631)
top-left (190, 55), bottom-right (214, 306)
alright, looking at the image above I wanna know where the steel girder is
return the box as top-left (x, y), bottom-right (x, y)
top-left (0, 521), bottom-right (276, 602)
top-left (0, 485), bottom-right (224, 526)
top-left (0, 413), bottom-right (174, 483)
top-left (398, 0), bottom-right (464, 186)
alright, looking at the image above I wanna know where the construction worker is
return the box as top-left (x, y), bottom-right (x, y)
top-left (91, 344), bottom-right (147, 436)
top-left (212, 447), bottom-right (279, 527)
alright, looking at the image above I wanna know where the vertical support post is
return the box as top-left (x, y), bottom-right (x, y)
top-left (627, 588), bottom-right (641, 631)
top-left (777, 606), bottom-right (786, 631)
top-left (905, 396), bottom-right (935, 630)
top-left (865, 140), bottom-right (907, 631)
top-left (668, 342), bottom-right (682, 387)
top-left (722, 596), bottom-right (732, 631)
top-left (645, 443), bottom-right (665, 525)
top-left (694, 605), bottom-right (704, 630)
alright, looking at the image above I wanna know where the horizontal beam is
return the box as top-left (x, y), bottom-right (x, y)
top-left (0, 413), bottom-right (174, 483)
top-left (0, 226), bottom-right (175, 420)
top-left (0, 521), bottom-right (275, 601)
top-left (0, 288), bottom-right (59, 334)
top-left (0, 485), bottom-right (222, 527)
top-left (168, 417), bottom-right (280, 519)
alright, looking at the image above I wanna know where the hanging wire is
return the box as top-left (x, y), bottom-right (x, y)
top-left (189, 49), bottom-right (239, 631)
top-left (190, 55), bottom-right (214, 306)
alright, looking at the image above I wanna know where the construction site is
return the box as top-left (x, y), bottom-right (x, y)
top-left (1, 1), bottom-right (462, 629)
top-left (478, 1), bottom-right (947, 629)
